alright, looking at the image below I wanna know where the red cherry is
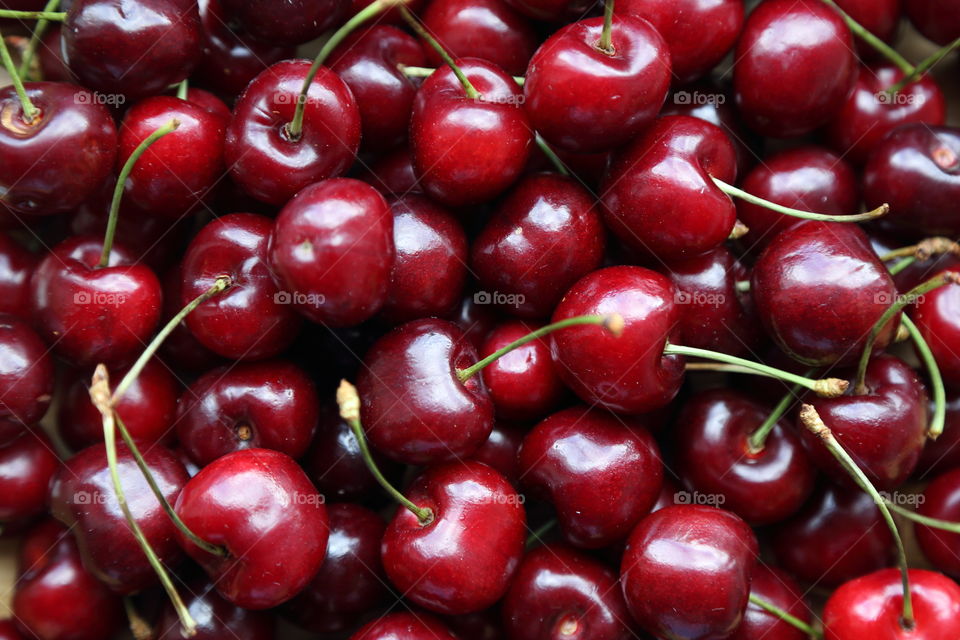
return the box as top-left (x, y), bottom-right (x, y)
top-left (905, 0), bottom-right (960, 45)
top-left (730, 564), bottom-right (813, 640)
top-left (219, 0), bottom-right (347, 45)
top-left (157, 264), bottom-right (226, 373)
top-left (0, 314), bottom-right (53, 426)
top-left (917, 393), bottom-right (960, 476)
top-left (0, 233), bottom-right (37, 316)
top-left (834, 0), bottom-right (902, 59)
top-left (350, 612), bottom-right (458, 640)
top-left (469, 421), bottom-right (525, 485)
top-left (915, 468), bottom-right (960, 576)
top-left (912, 268), bottom-right (960, 389)
top-left (155, 579), bottom-right (276, 640)
top-left (0, 621), bottom-right (23, 640)
top-left (0, 431), bottom-right (59, 526)
top-left (360, 146), bottom-right (422, 197)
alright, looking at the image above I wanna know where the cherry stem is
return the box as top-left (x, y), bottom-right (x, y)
top-left (535, 133), bottom-right (570, 176)
top-left (799, 404), bottom-right (914, 630)
top-left (901, 314), bottom-right (947, 439)
top-left (99, 119), bottom-right (179, 268)
top-left (597, 0), bottom-right (614, 54)
top-left (123, 597), bottom-right (153, 640)
top-left (400, 6), bottom-right (480, 100)
top-left (728, 220), bottom-right (749, 240)
top-left (525, 518), bottom-right (556, 548)
top-left (747, 376), bottom-right (810, 453)
top-left (398, 65), bottom-right (525, 85)
top-left (663, 343), bottom-right (849, 398)
top-left (457, 314), bottom-right (623, 382)
top-left (685, 362), bottom-right (764, 375)
top-left (735, 280), bottom-right (751, 293)
top-left (888, 35), bottom-right (960, 93)
top-left (176, 79), bottom-right (188, 100)
top-left (0, 27), bottom-right (38, 122)
top-left (0, 9), bottom-right (66, 20)
top-left (853, 271), bottom-right (960, 394)
top-left (712, 177), bottom-right (889, 223)
top-left (16, 0), bottom-right (59, 80)
top-left (887, 256), bottom-right (917, 277)
top-left (886, 500), bottom-right (960, 533)
top-left (880, 237), bottom-right (960, 262)
top-left (337, 379), bottom-right (434, 525)
top-left (287, 0), bottom-right (402, 140)
top-left (820, 0), bottom-right (913, 75)
top-left (748, 594), bottom-right (821, 638)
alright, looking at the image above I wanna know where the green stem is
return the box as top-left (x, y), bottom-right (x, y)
top-left (176, 79), bottom-right (188, 100)
top-left (749, 594), bottom-right (822, 638)
top-left (820, 0), bottom-right (914, 74)
top-left (747, 378), bottom-right (809, 453)
top-left (901, 315), bottom-right (947, 439)
top-left (712, 177), bottom-right (889, 223)
top-left (400, 6), bottom-right (479, 99)
top-left (336, 380), bottom-right (434, 525)
top-left (887, 500), bottom-right (960, 533)
top-left (99, 119), bottom-right (179, 267)
top-left (735, 280), bottom-right (751, 293)
top-left (458, 314), bottom-right (621, 382)
top-left (398, 64), bottom-right (524, 85)
top-left (526, 519), bottom-right (556, 548)
top-left (535, 134), bottom-right (570, 176)
top-left (880, 238), bottom-right (960, 263)
top-left (0, 27), bottom-right (37, 121)
top-left (598, 0), bottom-right (614, 54)
top-left (16, 0), bottom-right (59, 80)
top-left (0, 10), bottom-right (66, 20)
top-left (888, 256), bottom-right (917, 277)
top-left (888, 36), bottom-right (960, 93)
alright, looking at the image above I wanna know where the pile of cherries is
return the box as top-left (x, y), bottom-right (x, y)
top-left (3, 0), bottom-right (960, 638)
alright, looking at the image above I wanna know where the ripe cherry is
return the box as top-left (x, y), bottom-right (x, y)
top-left (219, 0), bottom-right (347, 45)
top-left (911, 268), bottom-right (960, 389)
top-left (350, 613), bottom-right (458, 640)
top-left (155, 579), bottom-right (276, 640)
top-left (731, 564), bottom-right (813, 640)
top-left (0, 431), bottom-right (59, 527)
top-left (914, 468), bottom-right (960, 577)
top-left (0, 233), bottom-right (37, 317)
top-left (0, 314), bottom-right (53, 426)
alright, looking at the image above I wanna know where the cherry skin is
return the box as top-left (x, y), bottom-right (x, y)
top-left (0, 431), bottom-right (59, 527)
top-left (905, 0), bottom-right (960, 45)
top-left (155, 579), bottom-right (276, 640)
top-left (471, 173), bottom-right (605, 319)
top-left (502, 543), bottom-right (633, 640)
top-left (524, 15), bottom-right (670, 154)
top-left (381, 461), bottom-right (526, 615)
top-left (835, 0), bottom-right (902, 59)
top-left (0, 82), bottom-right (116, 216)
top-left (914, 468), bottom-right (960, 577)
top-left (0, 315), bottom-right (53, 426)
top-left (620, 504), bottom-right (758, 640)
top-left (181, 213), bottom-right (302, 360)
top-left (30, 236), bottom-right (163, 367)
top-left (157, 264), bottom-right (227, 373)
top-left (269, 178), bottom-right (394, 326)
top-left (469, 421), bottom-right (525, 485)
top-left (730, 564), bottom-right (812, 640)
top-left (411, 58), bottom-right (533, 206)
top-left (49, 441), bottom-right (189, 594)
top-left (285, 503), bottom-right (388, 634)
top-left (519, 406), bottom-right (663, 548)
top-left (917, 393), bottom-right (960, 476)
top-left (175, 448), bottom-right (328, 609)
top-left (674, 388), bottom-right (815, 525)
top-left (358, 318), bottom-right (493, 464)
top-left (620, 0), bottom-right (744, 83)
top-left (219, 0), bottom-right (346, 45)
top-left (733, 0), bottom-right (856, 137)
top-left (12, 519), bottom-right (123, 640)
top-left (823, 569), bottom-right (960, 639)
top-left (63, 0), bottom-right (202, 101)
top-left (0, 621), bottom-right (23, 640)
top-left (912, 268), bottom-right (960, 389)
top-left (379, 194), bottom-right (468, 325)
top-left (551, 266), bottom-right (685, 414)
top-left (771, 483), bottom-right (895, 587)
top-left (225, 60), bottom-right (361, 206)
top-left (0, 233), bottom-right (37, 317)
top-left (601, 115), bottom-right (738, 260)
top-left (176, 360), bottom-right (319, 466)
top-left (751, 220), bottom-right (898, 366)
top-left (826, 66), bottom-right (946, 166)
top-left (350, 613), bottom-right (458, 640)
top-left (360, 146), bottom-right (422, 197)
top-left (453, 291), bottom-right (499, 351)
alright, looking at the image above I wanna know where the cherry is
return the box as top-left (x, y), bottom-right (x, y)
top-left (731, 564), bottom-right (813, 640)
top-left (620, 504), bottom-right (758, 640)
top-left (0, 621), bottom-right (22, 640)
top-left (905, 0), bottom-right (960, 45)
top-left (49, 440), bottom-right (189, 594)
top-left (350, 613), bottom-right (458, 640)
top-left (410, 58), bottom-right (532, 206)
top-left (835, 0), bottom-right (902, 59)
top-left (0, 82), bottom-right (116, 216)
top-left (224, 60), bottom-right (360, 205)
top-left (499, 0), bottom-right (588, 20)
top-left (519, 406), bottom-right (662, 548)
top-left (0, 232), bottom-right (37, 316)
top-left (454, 291), bottom-right (499, 351)
top-left (181, 213), bottom-right (302, 360)
top-left (823, 569), bottom-right (960, 639)
top-left (502, 543), bottom-right (632, 640)
top-left (155, 579), bottom-right (276, 640)
top-left (469, 420), bottom-right (524, 485)
top-left (176, 360), bottom-right (319, 466)
top-left (174, 448), bottom-right (329, 609)
top-left (0, 314), bottom-right (53, 426)
top-left (157, 264), bottom-right (227, 373)
top-left (269, 178), bottom-right (395, 326)
top-left (285, 503), bottom-right (388, 634)
top-left (219, 0), bottom-right (346, 45)
top-left (63, 0), bottom-right (202, 101)
top-left (381, 461), bottom-right (526, 614)
top-left (360, 146), bottom-right (422, 196)
top-left (771, 482), bottom-right (895, 586)
top-left (379, 194), bottom-right (468, 324)
top-left (444, 609), bottom-right (504, 640)
top-left (38, 26), bottom-right (73, 83)
top-left (30, 236), bottom-right (162, 367)
top-left (471, 173), bottom-right (605, 319)
top-left (620, 0), bottom-right (744, 83)
top-left (0, 431), bottom-right (59, 526)
top-left (12, 519), bottom-right (123, 640)
top-left (733, 0), bottom-right (856, 137)
top-left (914, 468), bottom-right (960, 576)
top-left (917, 393), bottom-right (960, 476)
top-left (912, 267), bottom-right (960, 389)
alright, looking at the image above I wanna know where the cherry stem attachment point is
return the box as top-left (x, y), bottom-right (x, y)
top-left (337, 379), bottom-right (434, 525)
top-left (901, 314), bottom-right (947, 439)
top-left (597, 0), bottom-right (615, 55)
top-left (457, 314), bottom-right (623, 382)
top-left (535, 133), bottom-right (570, 176)
top-left (712, 176), bottom-right (889, 223)
top-left (0, 27), bottom-right (38, 122)
top-left (400, 5), bottom-right (480, 100)
top-left (0, 9), bottom-right (66, 20)
top-left (16, 0), bottom-right (59, 80)
top-left (888, 35), bottom-right (960, 93)
top-left (749, 594), bottom-right (822, 638)
top-left (176, 79), bottom-right (188, 100)
top-left (820, 0), bottom-right (913, 75)
top-left (747, 376), bottom-right (810, 453)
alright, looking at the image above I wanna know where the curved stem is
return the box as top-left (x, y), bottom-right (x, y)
top-left (888, 36), bottom-right (960, 93)
top-left (99, 119), bottom-right (179, 267)
top-left (663, 343), bottom-right (849, 398)
top-left (0, 9), bottom-right (66, 20)
top-left (820, 0), bottom-right (914, 74)
top-left (0, 27), bottom-right (37, 121)
top-left (597, 0), bottom-right (614, 54)
top-left (880, 237), bottom-right (960, 263)
top-left (800, 404), bottom-right (914, 629)
top-left (901, 315), bottom-right (947, 439)
top-left (749, 594), bottom-right (821, 638)
top-left (399, 65), bottom-right (525, 85)
top-left (535, 133), bottom-right (570, 176)
top-left (747, 378), bottom-right (808, 453)
top-left (712, 177), bottom-right (889, 223)
top-left (526, 518), bottom-right (556, 548)
top-left (400, 6), bottom-right (479, 99)
top-left (16, 0), bottom-right (59, 80)
top-left (887, 500), bottom-right (960, 533)
top-left (458, 314), bottom-right (622, 382)
top-left (337, 380), bottom-right (434, 525)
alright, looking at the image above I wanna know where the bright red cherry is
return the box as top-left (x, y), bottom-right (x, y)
top-left (915, 468), bottom-right (960, 576)
top-left (0, 431), bottom-right (59, 527)
top-left (0, 314), bottom-right (53, 426)
top-left (155, 579), bottom-right (276, 640)
top-left (219, 0), bottom-right (347, 45)
top-left (350, 613), bottom-right (458, 640)
top-left (912, 268), bottom-right (960, 389)
top-left (730, 564), bottom-right (812, 640)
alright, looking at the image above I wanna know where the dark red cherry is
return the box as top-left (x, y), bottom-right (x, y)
top-left (771, 483), bottom-right (895, 586)
top-left (835, 0), bottom-right (902, 59)
top-left (0, 314), bottom-right (53, 426)
top-left (63, 0), bottom-right (202, 101)
top-left (730, 564), bottom-right (812, 640)
top-left (182, 213), bottom-right (302, 360)
top-left (269, 178), bottom-right (394, 326)
top-left (0, 431), bottom-right (59, 527)
top-left (0, 621), bottom-right (22, 640)
top-left (469, 421), bottom-right (524, 485)
top-left (471, 173), bottom-right (605, 318)
top-left (360, 146), bottom-right (422, 197)
top-left (454, 291), bottom-right (500, 351)
top-left (381, 461), bottom-right (525, 614)
top-left (503, 543), bottom-right (632, 640)
top-left (12, 519), bottom-right (123, 640)
top-left (219, 0), bottom-right (347, 45)
top-left (915, 467), bottom-right (960, 576)
top-left (620, 0), bottom-right (743, 83)
top-left (734, 0), bottom-right (856, 137)
top-left (30, 236), bottom-right (162, 367)
top-left (906, 0), bottom-right (960, 45)
top-left (520, 406), bottom-right (662, 548)
top-left (524, 15), bottom-right (670, 154)
top-left (351, 613), bottom-right (458, 640)
top-left (601, 115), bottom-right (738, 260)
top-left (0, 233), bottom-right (37, 316)
top-left (285, 503), bottom-right (388, 634)
top-left (49, 441), bottom-right (189, 594)
top-left (176, 360), bottom-right (319, 466)
top-left (500, 0), bottom-right (588, 21)
top-left (0, 82), bottom-right (116, 216)
top-left (912, 268), bottom-right (960, 389)
top-left (551, 266), bottom-right (684, 414)
top-left (225, 60), bottom-right (360, 206)
top-left (157, 264), bottom-right (227, 373)
top-left (411, 58), bottom-right (532, 206)
top-left (155, 579), bottom-right (276, 640)
top-left (917, 393), bottom-right (960, 476)
top-left (358, 318), bottom-right (493, 464)
top-left (174, 448), bottom-right (328, 609)
top-left (621, 505), bottom-right (758, 640)
top-left (751, 220), bottom-right (898, 366)
top-left (39, 26), bottom-right (73, 83)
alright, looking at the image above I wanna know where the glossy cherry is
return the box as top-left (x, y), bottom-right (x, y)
top-left (469, 421), bottom-right (525, 485)
top-left (906, 0), bottom-right (960, 45)
top-left (0, 233), bottom-right (36, 317)
top-left (0, 314), bottom-right (53, 426)
top-left (912, 268), bottom-right (960, 389)
top-left (219, 0), bottom-right (346, 45)
top-left (917, 393), bottom-right (960, 476)
top-left (158, 264), bottom-right (227, 373)
top-left (155, 579), bottom-right (276, 640)
top-left (0, 431), bottom-right (59, 526)
top-left (731, 564), bottom-right (812, 640)
top-left (835, 0), bottom-right (902, 59)
top-left (914, 468), bottom-right (960, 576)
top-left (350, 613), bottom-right (458, 640)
